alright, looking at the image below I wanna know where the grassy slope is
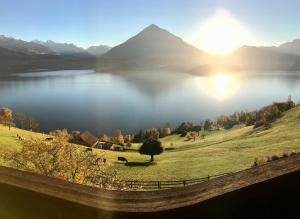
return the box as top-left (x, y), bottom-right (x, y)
top-left (1, 106), bottom-right (300, 181)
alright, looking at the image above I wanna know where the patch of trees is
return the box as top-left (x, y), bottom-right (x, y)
top-left (132, 124), bottom-right (172, 143)
top-left (173, 122), bottom-right (203, 137)
top-left (0, 107), bottom-right (38, 131)
top-left (216, 98), bottom-right (295, 129)
top-left (16, 112), bottom-right (39, 131)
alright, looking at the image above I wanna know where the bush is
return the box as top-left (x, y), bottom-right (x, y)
top-left (223, 120), bottom-right (239, 130)
top-left (180, 131), bottom-right (188, 137)
top-left (282, 152), bottom-right (289, 158)
top-left (253, 158), bottom-right (267, 167)
top-left (290, 152), bottom-right (297, 156)
top-left (271, 155), bottom-right (280, 161)
top-left (254, 120), bottom-right (265, 128)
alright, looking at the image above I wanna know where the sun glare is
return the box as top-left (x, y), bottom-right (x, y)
top-left (196, 73), bottom-right (239, 101)
top-left (214, 74), bottom-right (228, 99)
top-left (197, 9), bottom-right (252, 54)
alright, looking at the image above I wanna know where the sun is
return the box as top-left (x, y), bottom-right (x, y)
top-left (197, 9), bottom-right (252, 54)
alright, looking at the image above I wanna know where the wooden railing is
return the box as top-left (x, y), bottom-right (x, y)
top-left (91, 172), bottom-right (234, 190)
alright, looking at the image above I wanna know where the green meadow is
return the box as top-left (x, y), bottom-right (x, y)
top-left (1, 106), bottom-right (300, 181)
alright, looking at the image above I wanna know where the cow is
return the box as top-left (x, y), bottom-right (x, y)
top-left (118, 157), bottom-right (128, 163)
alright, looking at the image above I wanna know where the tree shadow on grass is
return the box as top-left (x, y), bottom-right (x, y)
top-left (125, 161), bottom-right (156, 167)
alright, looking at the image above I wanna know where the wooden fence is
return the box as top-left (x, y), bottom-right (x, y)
top-left (92, 172), bottom-right (234, 190)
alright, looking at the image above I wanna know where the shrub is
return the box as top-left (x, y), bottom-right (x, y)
top-left (49, 129), bottom-right (71, 141)
top-left (180, 131), bottom-right (188, 137)
top-left (253, 158), bottom-right (267, 167)
top-left (223, 120), bottom-right (239, 130)
top-left (282, 152), bottom-right (289, 158)
top-left (290, 152), bottom-right (297, 156)
top-left (271, 155), bottom-right (280, 161)
top-left (254, 120), bottom-right (265, 128)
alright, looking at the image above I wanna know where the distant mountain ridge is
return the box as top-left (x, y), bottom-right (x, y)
top-left (33, 40), bottom-right (111, 56)
top-left (86, 45), bottom-right (111, 56)
top-left (32, 40), bottom-right (86, 55)
top-left (0, 35), bottom-right (53, 54)
top-left (1, 24), bottom-right (300, 75)
top-left (278, 39), bottom-right (300, 55)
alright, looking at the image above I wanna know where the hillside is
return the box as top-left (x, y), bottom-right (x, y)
top-left (0, 47), bottom-right (97, 75)
top-left (97, 24), bottom-right (207, 72)
top-left (278, 39), bottom-right (300, 55)
top-left (1, 106), bottom-right (300, 180)
top-left (229, 46), bottom-right (299, 71)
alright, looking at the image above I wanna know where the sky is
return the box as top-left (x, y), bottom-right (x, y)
top-left (1, 0), bottom-right (300, 49)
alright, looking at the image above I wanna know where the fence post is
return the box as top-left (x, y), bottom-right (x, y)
top-left (157, 181), bottom-right (161, 189)
top-left (183, 180), bottom-right (186, 186)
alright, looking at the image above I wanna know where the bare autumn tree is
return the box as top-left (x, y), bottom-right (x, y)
top-left (16, 112), bottom-right (27, 129)
top-left (27, 116), bottom-right (39, 131)
top-left (98, 133), bottom-right (109, 142)
top-left (0, 107), bottom-right (14, 130)
top-left (15, 112), bottom-right (39, 131)
top-left (114, 129), bottom-right (124, 145)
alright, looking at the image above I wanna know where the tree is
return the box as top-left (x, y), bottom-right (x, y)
top-left (132, 130), bottom-right (145, 143)
top-left (98, 133), bottom-right (109, 142)
top-left (27, 116), bottom-right (39, 131)
top-left (158, 127), bottom-right (171, 138)
top-left (204, 119), bottom-right (212, 131)
top-left (145, 128), bottom-right (160, 140)
top-left (0, 107), bottom-right (14, 130)
top-left (16, 112), bottom-right (27, 129)
top-left (139, 138), bottom-right (164, 162)
top-left (3, 139), bottom-right (120, 189)
top-left (114, 129), bottom-right (124, 145)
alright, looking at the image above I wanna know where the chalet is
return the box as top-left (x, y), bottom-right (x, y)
top-left (79, 131), bottom-right (98, 147)
top-left (93, 141), bottom-right (113, 150)
top-left (110, 144), bottom-right (124, 151)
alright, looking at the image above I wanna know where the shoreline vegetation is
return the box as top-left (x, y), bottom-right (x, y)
top-left (1, 97), bottom-right (300, 187)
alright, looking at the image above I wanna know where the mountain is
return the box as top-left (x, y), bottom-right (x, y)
top-left (278, 39), bottom-right (300, 55)
top-left (86, 45), bottom-right (111, 56)
top-left (0, 35), bottom-right (53, 54)
top-left (97, 24), bottom-right (207, 72)
top-left (229, 46), bottom-right (299, 71)
top-left (0, 46), bottom-right (96, 75)
top-left (32, 40), bottom-right (87, 55)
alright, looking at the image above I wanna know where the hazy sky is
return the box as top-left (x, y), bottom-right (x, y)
top-left (1, 0), bottom-right (300, 48)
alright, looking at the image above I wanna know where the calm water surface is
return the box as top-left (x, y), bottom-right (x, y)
top-left (1, 70), bottom-right (300, 135)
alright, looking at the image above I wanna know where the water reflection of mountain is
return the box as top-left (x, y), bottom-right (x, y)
top-left (242, 71), bottom-right (300, 89)
top-left (112, 71), bottom-right (191, 97)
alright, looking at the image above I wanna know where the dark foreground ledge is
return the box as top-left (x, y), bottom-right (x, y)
top-left (0, 153), bottom-right (300, 213)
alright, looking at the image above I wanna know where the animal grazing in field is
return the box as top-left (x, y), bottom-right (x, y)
top-left (118, 157), bottom-right (128, 163)
top-left (95, 157), bottom-right (106, 164)
top-left (16, 134), bottom-right (26, 141)
top-left (45, 137), bottom-right (54, 141)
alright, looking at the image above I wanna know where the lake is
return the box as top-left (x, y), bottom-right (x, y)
top-left (1, 70), bottom-right (300, 135)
